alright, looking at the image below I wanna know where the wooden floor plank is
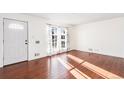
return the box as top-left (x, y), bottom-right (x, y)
top-left (0, 50), bottom-right (124, 79)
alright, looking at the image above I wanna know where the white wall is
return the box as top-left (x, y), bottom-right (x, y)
top-left (68, 27), bottom-right (78, 50)
top-left (0, 20), bottom-right (3, 67)
top-left (70, 17), bottom-right (124, 58)
top-left (0, 13), bottom-right (47, 67)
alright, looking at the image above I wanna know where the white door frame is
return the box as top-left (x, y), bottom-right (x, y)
top-left (3, 18), bottom-right (29, 66)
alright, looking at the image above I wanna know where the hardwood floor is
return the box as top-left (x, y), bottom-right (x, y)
top-left (0, 50), bottom-right (124, 79)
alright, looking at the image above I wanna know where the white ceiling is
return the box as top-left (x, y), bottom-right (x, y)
top-left (27, 13), bottom-right (124, 27)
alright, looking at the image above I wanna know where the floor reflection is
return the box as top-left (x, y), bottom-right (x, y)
top-left (57, 54), bottom-right (123, 79)
top-left (0, 51), bottom-right (123, 79)
top-left (58, 58), bottom-right (91, 79)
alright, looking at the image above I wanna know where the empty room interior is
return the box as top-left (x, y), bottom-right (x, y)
top-left (0, 13), bottom-right (124, 79)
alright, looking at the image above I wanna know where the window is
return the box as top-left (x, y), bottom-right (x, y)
top-left (61, 29), bottom-right (65, 34)
top-left (61, 35), bottom-right (65, 39)
top-left (47, 25), bottom-right (68, 55)
top-left (61, 41), bottom-right (65, 48)
top-left (8, 23), bottom-right (24, 30)
top-left (52, 31), bottom-right (54, 34)
top-left (52, 36), bottom-right (54, 39)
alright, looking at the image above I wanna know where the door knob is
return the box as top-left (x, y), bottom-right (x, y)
top-left (25, 40), bottom-right (28, 44)
top-left (25, 40), bottom-right (28, 42)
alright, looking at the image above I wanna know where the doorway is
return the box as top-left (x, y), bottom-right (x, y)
top-left (47, 25), bottom-right (68, 55)
top-left (3, 18), bottom-right (28, 66)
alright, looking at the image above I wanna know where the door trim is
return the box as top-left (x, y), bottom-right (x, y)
top-left (3, 18), bottom-right (29, 66)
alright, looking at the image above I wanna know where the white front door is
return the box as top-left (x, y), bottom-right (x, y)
top-left (3, 19), bottom-right (28, 66)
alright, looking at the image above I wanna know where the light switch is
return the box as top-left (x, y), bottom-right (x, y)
top-left (35, 41), bottom-right (40, 44)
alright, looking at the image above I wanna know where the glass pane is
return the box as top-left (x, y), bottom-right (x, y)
top-left (52, 42), bottom-right (54, 47)
top-left (8, 23), bottom-right (24, 30)
top-left (61, 41), bottom-right (65, 48)
top-left (54, 35), bottom-right (57, 40)
top-left (55, 42), bottom-right (57, 48)
top-left (52, 36), bottom-right (54, 39)
top-left (61, 35), bottom-right (65, 39)
top-left (52, 31), bottom-right (54, 34)
top-left (61, 29), bottom-right (65, 34)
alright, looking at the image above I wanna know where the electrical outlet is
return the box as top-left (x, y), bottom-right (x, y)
top-left (35, 53), bottom-right (40, 56)
top-left (88, 48), bottom-right (93, 51)
top-left (35, 40), bottom-right (40, 44)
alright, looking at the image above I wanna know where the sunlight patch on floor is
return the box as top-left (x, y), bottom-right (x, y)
top-left (67, 54), bottom-right (84, 64)
top-left (68, 54), bottom-right (123, 79)
top-left (82, 62), bottom-right (122, 79)
top-left (57, 58), bottom-right (91, 79)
